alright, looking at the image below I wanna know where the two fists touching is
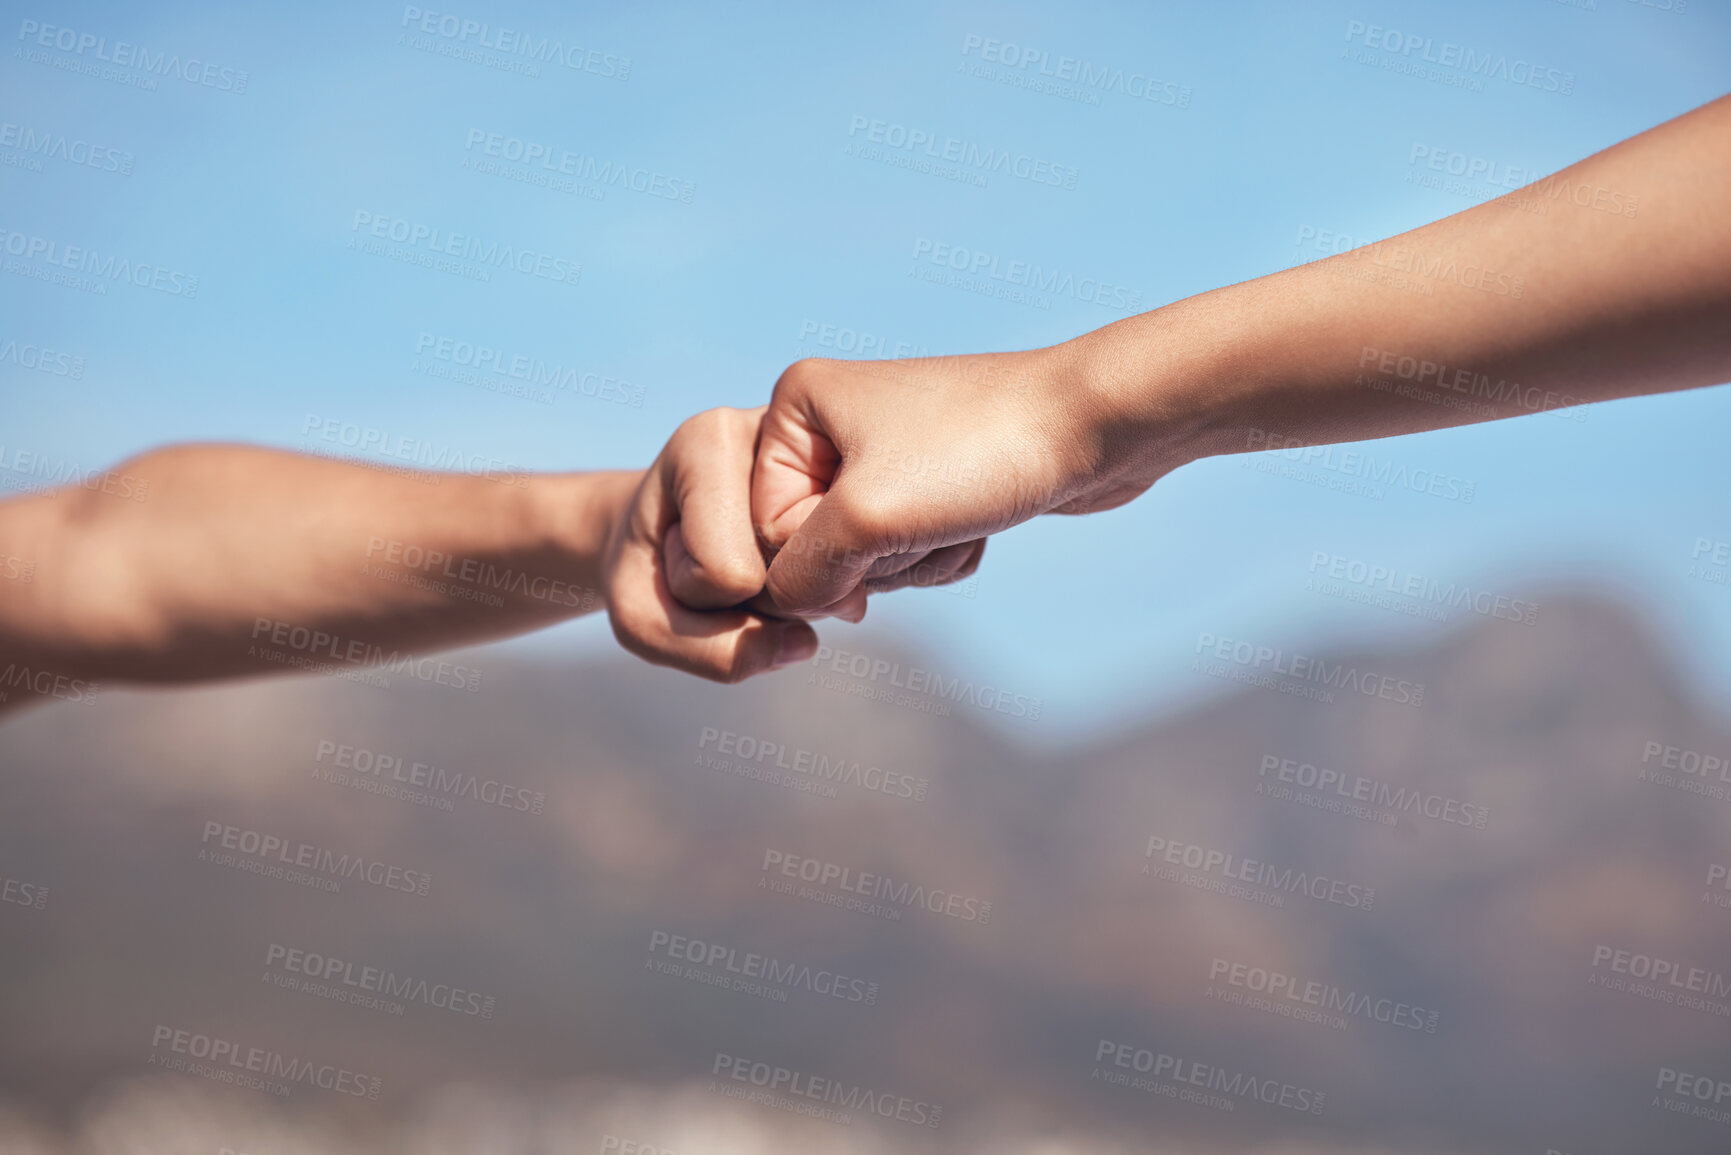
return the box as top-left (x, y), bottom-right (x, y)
top-left (7, 88), bottom-right (1723, 713)
top-left (5, 100), bottom-right (1722, 707)
top-left (599, 345), bottom-right (1172, 683)
top-left (598, 404), bottom-right (838, 685)
top-left (0, 341), bottom-right (1165, 705)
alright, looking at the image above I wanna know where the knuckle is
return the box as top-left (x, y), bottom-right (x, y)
top-left (606, 587), bottom-right (674, 665)
top-left (777, 357), bottom-right (832, 396)
top-left (765, 567), bottom-right (818, 613)
top-left (673, 406), bottom-right (756, 460)
top-left (705, 558), bottom-right (766, 604)
top-left (844, 497), bottom-right (912, 557)
top-left (689, 656), bottom-right (740, 685)
top-left (719, 652), bottom-right (756, 685)
top-left (696, 636), bottom-right (755, 685)
top-left (670, 410), bottom-right (712, 446)
top-left (605, 606), bottom-right (657, 663)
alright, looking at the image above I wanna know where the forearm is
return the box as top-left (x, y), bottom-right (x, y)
top-left (1072, 94), bottom-right (1731, 479)
top-left (0, 444), bottom-right (639, 684)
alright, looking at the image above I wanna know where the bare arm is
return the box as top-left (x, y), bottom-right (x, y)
top-left (0, 445), bottom-right (637, 713)
top-left (1087, 91), bottom-right (1731, 478)
top-left (754, 94), bottom-right (1731, 611)
top-left (0, 403), bottom-right (844, 715)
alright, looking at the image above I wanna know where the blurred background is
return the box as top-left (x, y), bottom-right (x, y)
top-left (3, 0), bottom-right (1730, 1151)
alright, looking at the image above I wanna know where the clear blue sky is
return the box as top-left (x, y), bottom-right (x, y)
top-left (4, 0), bottom-right (1729, 741)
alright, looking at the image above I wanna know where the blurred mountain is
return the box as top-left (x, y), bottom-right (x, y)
top-left (1, 593), bottom-right (1728, 1154)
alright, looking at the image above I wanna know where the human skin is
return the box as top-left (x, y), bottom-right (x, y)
top-left (0, 409), bottom-right (874, 718)
top-left (5, 98), bottom-right (1725, 702)
top-left (753, 94), bottom-right (1731, 612)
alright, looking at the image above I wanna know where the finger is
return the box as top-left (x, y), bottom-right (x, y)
top-left (752, 363), bottom-right (842, 549)
top-left (743, 581), bottom-right (867, 624)
top-left (866, 538), bottom-right (985, 594)
top-left (762, 474), bottom-right (885, 614)
top-left (666, 519), bottom-right (764, 611)
top-left (611, 532), bottom-right (818, 683)
top-left (664, 407), bottom-right (769, 610)
top-left (866, 548), bottom-right (935, 582)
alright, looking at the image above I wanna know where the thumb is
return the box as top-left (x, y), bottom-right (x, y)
top-left (751, 372), bottom-right (841, 549)
top-left (763, 476), bottom-right (885, 614)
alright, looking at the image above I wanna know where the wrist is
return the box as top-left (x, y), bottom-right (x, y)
top-left (1048, 323), bottom-right (1212, 492)
top-left (529, 469), bottom-right (642, 602)
top-left (1058, 286), bottom-right (1277, 485)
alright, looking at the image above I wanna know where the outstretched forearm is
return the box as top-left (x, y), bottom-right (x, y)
top-left (755, 95), bottom-right (1731, 613)
top-left (0, 444), bottom-right (638, 689)
top-left (1077, 93), bottom-right (1731, 480)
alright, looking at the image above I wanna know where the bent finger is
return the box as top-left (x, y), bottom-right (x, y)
top-left (613, 537), bottom-right (816, 683)
top-left (866, 538), bottom-right (986, 593)
top-left (665, 408), bottom-right (769, 610)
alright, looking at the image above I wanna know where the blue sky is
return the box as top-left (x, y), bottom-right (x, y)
top-left (4, 0), bottom-right (1729, 742)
